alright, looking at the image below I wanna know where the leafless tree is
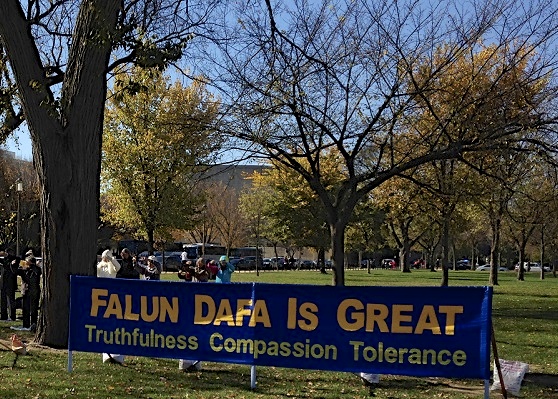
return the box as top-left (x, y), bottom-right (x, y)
top-left (198, 0), bottom-right (558, 285)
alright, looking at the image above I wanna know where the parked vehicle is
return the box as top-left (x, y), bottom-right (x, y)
top-left (524, 265), bottom-right (550, 272)
top-left (138, 251), bottom-right (181, 271)
top-left (269, 257), bottom-right (285, 269)
top-left (296, 259), bottom-right (316, 270)
top-left (455, 259), bottom-right (470, 270)
top-left (162, 254), bottom-right (182, 272)
top-left (476, 265), bottom-right (508, 272)
top-left (514, 262), bottom-right (550, 272)
top-left (230, 256), bottom-right (264, 271)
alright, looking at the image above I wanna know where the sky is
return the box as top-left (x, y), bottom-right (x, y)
top-left (4, 127), bottom-right (32, 161)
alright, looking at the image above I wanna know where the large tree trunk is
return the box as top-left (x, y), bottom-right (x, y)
top-left (0, 0), bottom-right (120, 348)
top-left (37, 127), bottom-right (101, 346)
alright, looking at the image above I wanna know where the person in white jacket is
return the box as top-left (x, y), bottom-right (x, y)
top-left (96, 249), bottom-right (124, 364)
top-left (97, 249), bottom-right (121, 278)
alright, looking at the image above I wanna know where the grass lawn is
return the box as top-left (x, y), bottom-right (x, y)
top-left (0, 269), bottom-right (556, 398)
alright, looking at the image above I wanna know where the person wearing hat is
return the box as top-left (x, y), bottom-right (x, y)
top-left (135, 255), bottom-right (161, 280)
top-left (96, 250), bottom-right (124, 364)
top-left (97, 249), bottom-right (121, 278)
top-left (15, 256), bottom-right (42, 331)
top-left (215, 255), bottom-right (235, 283)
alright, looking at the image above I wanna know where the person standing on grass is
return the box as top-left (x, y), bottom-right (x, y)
top-left (116, 248), bottom-right (140, 279)
top-left (215, 255), bottom-right (235, 283)
top-left (179, 256), bottom-right (233, 373)
top-left (206, 259), bottom-right (218, 279)
top-left (16, 256), bottom-right (41, 331)
top-left (193, 257), bottom-right (210, 282)
top-left (181, 244), bottom-right (190, 263)
top-left (177, 260), bottom-right (195, 281)
top-left (135, 255), bottom-right (161, 280)
top-left (96, 249), bottom-right (125, 364)
top-left (178, 257), bottom-right (208, 372)
top-left (358, 372), bottom-right (380, 396)
top-left (0, 248), bottom-right (18, 322)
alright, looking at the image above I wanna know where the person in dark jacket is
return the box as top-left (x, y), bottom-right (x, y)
top-left (116, 248), bottom-right (140, 279)
top-left (17, 255), bottom-right (42, 330)
top-left (135, 255), bottom-right (161, 280)
top-left (177, 260), bottom-right (195, 282)
top-left (0, 248), bottom-right (18, 321)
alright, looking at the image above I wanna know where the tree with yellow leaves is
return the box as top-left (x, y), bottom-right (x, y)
top-left (406, 42), bottom-right (551, 285)
top-left (101, 68), bottom-right (221, 253)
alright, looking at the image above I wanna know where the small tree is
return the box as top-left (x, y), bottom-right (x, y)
top-left (206, 182), bottom-right (249, 257)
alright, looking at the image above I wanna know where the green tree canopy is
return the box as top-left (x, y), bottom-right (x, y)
top-left (101, 68), bottom-right (221, 251)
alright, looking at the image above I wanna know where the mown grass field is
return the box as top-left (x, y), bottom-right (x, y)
top-left (0, 268), bottom-right (556, 398)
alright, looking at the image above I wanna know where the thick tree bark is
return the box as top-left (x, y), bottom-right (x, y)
top-left (0, 0), bottom-right (120, 348)
top-left (37, 129), bottom-right (101, 346)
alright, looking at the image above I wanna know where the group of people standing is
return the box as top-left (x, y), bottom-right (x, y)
top-left (97, 248), bottom-right (162, 281)
top-left (177, 254), bottom-right (235, 284)
top-left (95, 246), bottom-right (236, 368)
top-left (177, 252), bottom-right (235, 371)
top-left (0, 247), bottom-right (42, 331)
top-left (95, 247), bottom-right (165, 363)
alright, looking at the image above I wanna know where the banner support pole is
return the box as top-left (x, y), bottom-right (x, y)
top-left (251, 365), bottom-right (256, 389)
top-left (491, 322), bottom-right (507, 399)
top-left (67, 350), bottom-right (73, 372)
top-left (250, 283), bottom-right (257, 389)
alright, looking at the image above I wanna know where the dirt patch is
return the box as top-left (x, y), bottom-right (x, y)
top-left (440, 383), bottom-right (486, 396)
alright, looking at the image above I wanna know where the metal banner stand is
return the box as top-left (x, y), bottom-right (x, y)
top-left (251, 365), bottom-right (257, 389)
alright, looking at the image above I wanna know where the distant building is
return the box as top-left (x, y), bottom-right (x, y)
top-left (198, 164), bottom-right (269, 192)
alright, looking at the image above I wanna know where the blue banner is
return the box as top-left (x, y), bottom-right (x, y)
top-left (69, 276), bottom-right (492, 379)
